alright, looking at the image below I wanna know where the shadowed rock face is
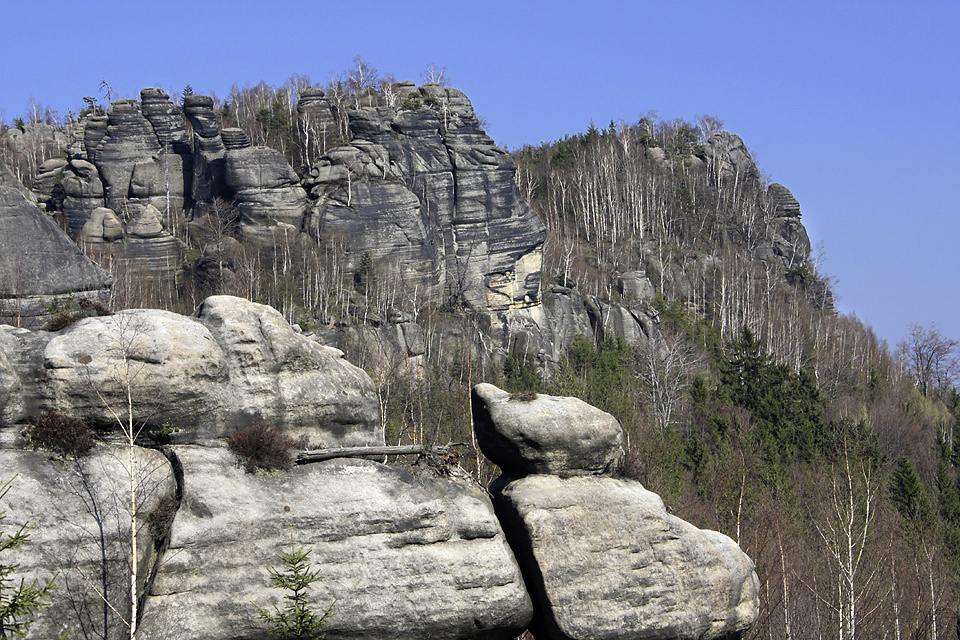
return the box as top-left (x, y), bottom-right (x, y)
top-left (0, 186), bottom-right (112, 326)
top-left (493, 475), bottom-right (759, 640)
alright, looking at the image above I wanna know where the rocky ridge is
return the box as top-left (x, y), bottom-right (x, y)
top-left (0, 296), bottom-right (758, 639)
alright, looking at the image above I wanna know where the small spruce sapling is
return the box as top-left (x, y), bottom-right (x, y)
top-left (256, 533), bottom-right (334, 639)
top-left (1, 476), bottom-right (58, 639)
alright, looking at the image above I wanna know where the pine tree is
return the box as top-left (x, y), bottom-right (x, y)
top-left (257, 535), bottom-right (334, 639)
top-left (890, 455), bottom-right (930, 526)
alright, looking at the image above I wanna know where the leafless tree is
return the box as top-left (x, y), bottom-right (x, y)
top-left (897, 323), bottom-right (958, 397)
top-left (633, 330), bottom-right (702, 431)
top-left (420, 63), bottom-right (450, 87)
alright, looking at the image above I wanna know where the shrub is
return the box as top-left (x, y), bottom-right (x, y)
top-left (148, 496), bottom-right (181, 548)
top-left (45, 296), bottom-right (113, 331)
top-left (24, 411), bottom-right (96, 458)
top-left (614, 447), bottom-right (646, 482)
top-left (227, 422), bottom-right (297, 473)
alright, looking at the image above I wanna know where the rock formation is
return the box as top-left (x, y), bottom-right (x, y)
top-left (303, 84), bottom-right (546, 312)
top-left (1, 447), bottom-right (177, 640)
top-left (137, 448), bottom-right (532, 640)
top-left (0, 296), bottom-right (379, 444)
top-left (221, 128), bottom-right (309, 243)
top-left (475, 382), bottom-right (760, 640)
top-left (472, 383), bottom-right (624, 476)
top-left (0, 186), bottom-right (112, 327)
top-left (0, 299), bottom-right (759, 639)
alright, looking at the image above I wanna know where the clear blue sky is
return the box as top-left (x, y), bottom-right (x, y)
top-left (3, 1), bottom-right (958, 349)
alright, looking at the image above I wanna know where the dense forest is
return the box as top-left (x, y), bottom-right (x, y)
top-left (2, 61), bottom-right (959, 639)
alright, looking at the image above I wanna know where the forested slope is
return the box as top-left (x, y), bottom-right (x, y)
top-left (1, 66), bottom-right (958, 638)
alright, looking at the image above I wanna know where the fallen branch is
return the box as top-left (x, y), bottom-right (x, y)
top-left (296, 443), bottom-right (467, 464)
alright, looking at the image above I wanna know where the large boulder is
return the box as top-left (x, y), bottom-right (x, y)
top-left (137, 447), bottom-right (533, 640)
top-left (493, 474), bottom-right (760, 640)
top-left (472, 383), bottom-right (623, 476)
top-left (223, 144), bottom-right (309, 241)
top-left (0, 296), bottom-right (381, 445)
top-left (0, 446), bottom-right (177, 640)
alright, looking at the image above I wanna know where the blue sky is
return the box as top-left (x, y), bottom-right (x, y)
top-left (3, 1), bottom-right (958, 349)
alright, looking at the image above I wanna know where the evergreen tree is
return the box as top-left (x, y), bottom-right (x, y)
top-left (1, 477), bottom-right (57, 639)
top-left (890, 455), bottom-right (931, 526)
top-left (257, 536), bottom-right (333, 639)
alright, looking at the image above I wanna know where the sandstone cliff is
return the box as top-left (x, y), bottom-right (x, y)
top-left (0, 296), bottom-right (758, 640)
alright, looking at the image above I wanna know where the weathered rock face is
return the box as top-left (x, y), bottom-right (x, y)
top-left (0, 158), bottom-right (37, 201)
top-left (493, 474), bottom-right (760, 640)
top-left (702, 132), bottom-right (756, 183)
top-left (0, 447), bottom-right (177, 640)
top-left (472, 383), bottom-right (623, 476)
top-left (305, 84), bottom-right (546, 312)
top-left (0, 186), bottom-right (112, 326)
top-left (93, 100), bottom-right (164, 213)
top-left (137, 447), bottom-right (532, 640)
top-left (223, 142), bottom-right (309, 242)
top-left (183, 95), bottom-right (225, 204)
top-left (60, 158), bottom-right (106, 237)
top-left (763, 183), bottom-right (811, 270)
top-left (0, 296), bottom-right (381, 445)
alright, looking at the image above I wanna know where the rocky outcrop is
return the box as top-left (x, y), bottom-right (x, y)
top-left (60, 158), bottom-right (106, 237)
top-left (477, 382), bottom-right (759, 639)
top-left (0, 186), bottom-right (111, 327)
top-left (138, 447), bottom-right (532, 640)
top-left (183, 95), bottom-right (225, 205)
top-left (305, 84), bottom-right (546, 312)
top-left (762, 183), bottom-right (811, 270)
top-left (0, 296), bottom-right (380, 444)
top-left (472, 383), bottom-right (623, 476)
top-left (222, 135), bottom-right (309, 243)
top-left (93, 100), bottom-right (163, 213)
top-left (0, 446), bottom-right (177, 640)
top-left (493, 474), bottom-right (759, 640)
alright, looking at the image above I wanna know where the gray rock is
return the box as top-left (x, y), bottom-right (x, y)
top-left (0, 296), bottom-right (381, 445)
top-left (703, 132), bottom-right (756, 183)
top-left (82, 115), bottom-right (109, 160)
top-left (494, 474), bottom-right (760, 640)
top-left (0, 159), bottom-right (36, 202)
top-left (93, 100), bottom-right (162, 212)
top-left (31, 158), bottom-right (68, 205)
top-left (616, 270), bottom-right (655, 302)
top-left (224, 145), bottom-right (308, 237)
top-left (80, 206), bottom-right (124, 245)
top-left (140, 87), bottom-right (191, 153)
top-left (0, 446), bottom-right (177, 640)
top-left (137, 447), bottom-right (532, 640)
top-left (183, 95), bottom-right (226, 204)
top-left (0, 186), bottom-right (112, 326)
top-left (193, 295), bottom-right (381, 444)
top-left (304, 84), bottom-right (546, 312)
top-left (472, 383), bottom-right (624, 475)
top-left (60, 159), bottom-right (106, 237)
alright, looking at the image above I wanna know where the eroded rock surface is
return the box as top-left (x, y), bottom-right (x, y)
top-left (472, 383), bottom-right (623, 476)
top-left (137, 447), bottom-right (532, 640)
top-left (493, 474), bottom-right (759, 640)
top-left (0, 186), bottom-right (112, 326)
top-left (0, 447), bottom-right (177, 640)
top-left (0, 296), bottom-right (380, 445)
